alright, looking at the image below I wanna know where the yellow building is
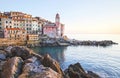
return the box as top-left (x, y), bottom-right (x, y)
top-left (27, 34), bottom-right (39, 41)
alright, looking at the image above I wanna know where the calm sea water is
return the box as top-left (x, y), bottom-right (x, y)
top-left (31, 34), bottom-right (120, 78)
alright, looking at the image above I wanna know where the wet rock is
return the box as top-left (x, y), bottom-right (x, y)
top-left (41, 54), bottom-right (64, 76)
top-left (1, 57), bottom-right (23, 78)
top-left (64, 63), bottom-right (89, 78)
top-left (64, 63), bottom-right (101, 78)
top-left (87, 71), bottom-right (100, 78)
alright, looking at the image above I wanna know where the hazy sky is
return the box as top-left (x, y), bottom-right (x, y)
top-left (0, 0), bottom-right (120, 34)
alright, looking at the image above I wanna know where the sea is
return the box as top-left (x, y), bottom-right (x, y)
top-left (31, 34), bottom-right (120, 78)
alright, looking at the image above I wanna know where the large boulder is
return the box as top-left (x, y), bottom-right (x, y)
top-left (10, 46), bottom-right (43, 60)
top-left (64, 63), bottom-right (89, 78)
top-left (41, 54), bottom-right (64, 76)
top-left (10, 47), bottom-right (32, 60)
top-left (19, 65), bottom-right (62, 78)
top-left (19, 56), bottom-right (62, 78)
top-left (1, 57), bottom-right (23, 78)
top-left (64, 63), bottom-right (101, 78)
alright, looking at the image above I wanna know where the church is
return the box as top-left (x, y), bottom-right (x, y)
top-left (43, 13), bottom-right (64, 38)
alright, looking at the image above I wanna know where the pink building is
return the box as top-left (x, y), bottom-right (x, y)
top-left (43, 13), bottom-right (64, 38)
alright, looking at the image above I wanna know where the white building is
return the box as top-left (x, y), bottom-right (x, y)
top-left (31, 17), bottom-right (38, 34)
top-left (0, 18), bottom-right (13, 29)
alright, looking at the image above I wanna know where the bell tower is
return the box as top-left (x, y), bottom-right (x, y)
top-left (55, 13), bottom-right (61, 37)
top-left (55, 13), bottom-right (60, 27)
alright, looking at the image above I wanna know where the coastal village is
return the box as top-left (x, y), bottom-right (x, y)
top-left (0, 12), bottom-right (118, 78)
top-left (0, 11), bottom-right (117, 47)
top-left (0, 11), bottom-right (65, 46)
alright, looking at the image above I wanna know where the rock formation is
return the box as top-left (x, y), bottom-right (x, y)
top-left (1, 57), bottom-right (23, 78)
top-left (0, 46), bottom-right (100, 78)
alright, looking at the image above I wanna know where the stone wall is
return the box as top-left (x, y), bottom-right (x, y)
top-left (0, 38), bottom-right (26, 46)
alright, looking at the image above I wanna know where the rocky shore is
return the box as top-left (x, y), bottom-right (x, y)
top-left (0, 46), bottom-right (101, 78)
top-left (38, 38), bottom-right (118, 47)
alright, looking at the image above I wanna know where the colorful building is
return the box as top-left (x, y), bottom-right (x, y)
top-left (27, 34), bottom-right (39, 41)
top-left (0, 11), bottom-right (65, 41)
top-left (43, 13), bottom-right (64, 38)
top-left (4, 28), bottom-right (26, 41)
top-left (31, 17), bottom-right (38, 34)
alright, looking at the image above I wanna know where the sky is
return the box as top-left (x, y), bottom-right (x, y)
top-left (0, 0), bottom-right (120, 34)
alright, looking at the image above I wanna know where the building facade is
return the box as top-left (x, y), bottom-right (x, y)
top-left (27, 34), bottom-right (39, 41)
top-left (31, 17), bottom-right (38, 34)
top-left (0, 11), bottom-right (65, 41)
top-left (4, 28), bottom-right (26, 41)
top-left (43, 13), bottom-right (64, 38)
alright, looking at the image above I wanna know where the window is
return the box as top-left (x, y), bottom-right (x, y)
top-left (10, 26), bottom-right (12, 28)
top-left (0, 27), bottom-right (1, 29)
top-left (6, 26), bottom-right (8, 28)
top-left (0, 23), bottom-right (1, 25)
top-left (10, 21), bottom-right (11, 23)
top-left (0, 18), bottom-right (1, 21)
top-left (6, 21), bottom-right (8, 23)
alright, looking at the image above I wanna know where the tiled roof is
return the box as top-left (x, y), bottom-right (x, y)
top-left (6, 28), bottom-right (21, 30)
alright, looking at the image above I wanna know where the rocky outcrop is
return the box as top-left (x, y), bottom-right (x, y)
top-left (10, 47), bottom-right (32, 60)
top-left (64, 63), bottom-right (101, 78)
top-left (41, 54), bottom-right (64, 76)
top-left (87, 71), bottom-right (100, 78)
top-left (1, 57), bottom-right (23, 78)
top-left (70, 40), bottom-right (118, 46)
top-left (0, 46), bottom-right (100, 78)
top-left (40, 38), bottom-right (118, 47)
top-left (19, 56), bottom-right (62, 78)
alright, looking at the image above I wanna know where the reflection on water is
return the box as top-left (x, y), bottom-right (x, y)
top-left (31, 45), bottom-right (120, 78)
top-left (31, 34), bottom-right (120, 78)
top-left (31, 46), bottom-right (67, 65)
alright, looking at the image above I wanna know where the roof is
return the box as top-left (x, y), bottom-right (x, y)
top-left (43, 23), bottom-right (57, 28)
top-left (6, 28), bottom-right (21, 30)
top-left (56, 13), bottom-right (60, 18)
